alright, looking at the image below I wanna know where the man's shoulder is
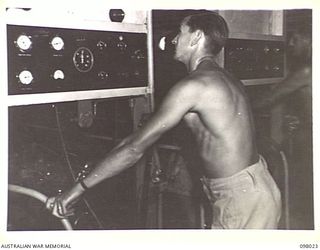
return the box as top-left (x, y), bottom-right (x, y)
top-left (179, 70), bottom-right (221, 86)
top-left (172, 77), bottom-right (213, 99)
top-left (188, 68), bottom-right (234, 91)
top-left (175, 74), bottom-right (204, 88)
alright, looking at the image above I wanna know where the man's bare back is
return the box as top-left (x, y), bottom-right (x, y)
top-left (181, 59), bottom-right (258, 178)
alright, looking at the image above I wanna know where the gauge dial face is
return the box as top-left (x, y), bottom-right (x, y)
top-left (16, 35), bottom-right (32, 51)
top-left (73, 47), bottom-right (94, 72)
top-left (53, 69), bottom-right (65, 80)
top-left (51, 36), bottom-right (64, 51)
top-left (18, 70), bottom-right (33, 85)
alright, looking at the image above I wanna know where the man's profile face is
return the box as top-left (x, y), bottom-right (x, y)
top-left (171, 20), bottom-right (193, 63)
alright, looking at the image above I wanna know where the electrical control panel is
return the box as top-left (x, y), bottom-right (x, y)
top-left (224, 39), bottom-right (284, 80)
top-left (7, 25), bottom-right (148, 95)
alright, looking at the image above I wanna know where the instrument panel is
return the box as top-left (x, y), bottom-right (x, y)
top-left (224, 38), bottom-right (284, 80)
top-left (7, 25), bottom-right (148, 95)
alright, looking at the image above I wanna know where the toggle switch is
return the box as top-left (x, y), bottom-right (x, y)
top-left (131, 49), bottom-right (145, 60)
top-left (96, 41), bottom-right (108, 50)
top-left (273, 48), bottom-right (281, 53)
top-left (263, 46), bottom-right (270, 53)
top-left (98, 71), bottom-right (109, 80)
top-left (272, 66), bottom-right (280, 71)
top-left (117, 36), bottom-right (127, 51)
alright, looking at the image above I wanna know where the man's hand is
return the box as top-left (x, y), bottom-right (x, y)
top-left (46, 196), bottom-right (75, 218)
top-left (46, 183), bottom-right (84, 218)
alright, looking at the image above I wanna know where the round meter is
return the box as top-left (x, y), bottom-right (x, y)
top-left (51, 36), bottom-right (64, 51)
top-left (53, 69), bottom-right (65, 80)
top-left (73, 47), bottom-right (94, 72)
top-left (16, 35), bottom-right (32, 51)
top-left (18, 70), bottom-right (33, 85)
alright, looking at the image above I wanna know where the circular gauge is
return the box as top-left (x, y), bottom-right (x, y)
top-left (51, 36), bottom-right (64, 51)
top-left (53, 69), bottom-right (65, 80)
top-left (16, 35), bottom-right (32, 51)
top-left (73, 47), bottom-right (94, 72)
top-left (18, 70), bottom-right (33, 85)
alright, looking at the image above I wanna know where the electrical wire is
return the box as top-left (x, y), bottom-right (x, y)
top-left (54, 104), bottom-right (104, 229)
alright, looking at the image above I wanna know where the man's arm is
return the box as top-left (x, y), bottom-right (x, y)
top-left (47, 79), bottom-right (201, 217)
top-left (254, 66), bottom-right (311, 109)
top-left (82, 79), bottom-right (199, 188)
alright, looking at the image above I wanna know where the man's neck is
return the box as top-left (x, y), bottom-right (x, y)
top-left (188, 53), bottom-right (217, 72)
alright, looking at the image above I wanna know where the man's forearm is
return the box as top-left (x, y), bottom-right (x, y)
top-left (81, 142), bottom-right (144, 189)
top-left (257, 73), bottom-right (307, 108)
top-left (50, 136), bottom-right (149, 212)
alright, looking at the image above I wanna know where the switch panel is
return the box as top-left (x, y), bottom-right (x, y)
top-left (224, 39), bottom-right (284, 80)
top-left (7, 25), bottom-right (148, 95)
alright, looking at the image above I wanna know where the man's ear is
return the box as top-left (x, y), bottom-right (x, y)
top-left (190, 30), bottom-right (203, 47)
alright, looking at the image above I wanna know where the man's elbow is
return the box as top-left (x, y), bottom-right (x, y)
top-left (126, 143), bottom-right (145, 162)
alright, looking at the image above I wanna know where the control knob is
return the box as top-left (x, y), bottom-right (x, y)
top-left (273, 48), bottom-right (281, 53)
top-left (131, 49), bottom-right (145, 60)
top-left (272, 66), bottom-right (280, 71)
top-left (263, 46), bottom-right (271, 53)
top-left (98, 71), bottom-right (109, 80)
top-left (117, 36), bottom-right (127, 51)
top-left (97, 41), bottom-right (107, 50)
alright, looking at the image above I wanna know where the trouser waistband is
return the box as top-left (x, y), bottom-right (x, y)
top-left (201, 155), bottom-right (267, 191)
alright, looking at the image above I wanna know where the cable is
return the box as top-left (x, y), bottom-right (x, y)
top-left (54, 104), bottom-right (104, 229)
top-left (8, 184), bottom-right (73, 230)
top-left (54, 105), bottom-right (76, 181)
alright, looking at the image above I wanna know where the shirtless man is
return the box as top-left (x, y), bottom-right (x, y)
top-left (254, 25), bottom-right (312, 229)
top-left (47, 12), bottom-right (281, 229)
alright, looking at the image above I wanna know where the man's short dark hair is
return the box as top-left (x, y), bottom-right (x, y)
top-left (184, 12), bottom-right (229, 55)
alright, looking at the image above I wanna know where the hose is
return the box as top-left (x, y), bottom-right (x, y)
top-left (8, 184), bottom-right (73, 230)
